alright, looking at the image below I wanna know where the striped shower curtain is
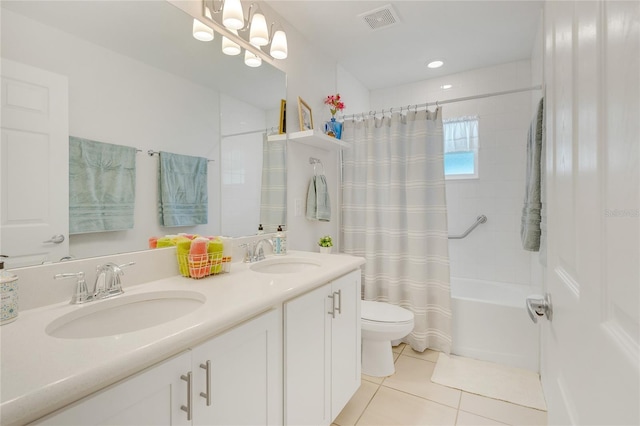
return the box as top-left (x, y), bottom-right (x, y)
top-left (341, 108), bottom-right (452, 353)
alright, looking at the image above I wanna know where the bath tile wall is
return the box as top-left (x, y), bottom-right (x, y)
top-left (220, 94), bottom-right (268, 237)
top-left (371, 60), bottom-right (541, 287)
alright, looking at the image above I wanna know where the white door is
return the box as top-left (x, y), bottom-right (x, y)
top-left (542, 1), bottom-right (639, 424)
top-left (0, 59), bottom-right (69, 267)
top-left (191, 309), bottom-right (282, 426)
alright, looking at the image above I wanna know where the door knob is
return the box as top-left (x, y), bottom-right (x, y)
top-left (526, 293), bottom-right (552, 323)
top-left (43, 234), bottom-right (65, 244)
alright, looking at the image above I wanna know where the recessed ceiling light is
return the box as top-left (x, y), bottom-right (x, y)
top-left (441, 84), bottom-right (453, 89)
top-left (427, 60), bottom-right (444, 69)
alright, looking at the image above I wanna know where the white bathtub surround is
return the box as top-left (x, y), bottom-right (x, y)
top-left (450, 277), bottom-right (540, 372)
top-left (341, 109), bottom-right (451, 353)
top-left (259, 135), bottom-right (287, 233)
top-left (431, 353), bottom-right (547, 411)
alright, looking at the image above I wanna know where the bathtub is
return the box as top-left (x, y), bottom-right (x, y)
top-left (450, 277), bottom-right (540, 372)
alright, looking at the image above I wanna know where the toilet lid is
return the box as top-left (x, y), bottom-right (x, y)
top-left (361, 301), bottom-right (414, 323)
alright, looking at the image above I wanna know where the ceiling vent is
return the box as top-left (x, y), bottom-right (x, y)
top-left (358, 4), bottom-right (400, 31)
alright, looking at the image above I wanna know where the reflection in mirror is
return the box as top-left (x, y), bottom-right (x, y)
top-left (0, 1), bottom-right (286, 268)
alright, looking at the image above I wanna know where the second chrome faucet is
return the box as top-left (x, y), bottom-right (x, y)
top-left (242, 239), bottom-right (274, 263)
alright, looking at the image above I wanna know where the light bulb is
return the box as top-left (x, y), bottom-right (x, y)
top-left (270, 29), bottom-right (288, 59)
top-left (244, 49), bottom-right (262, 67)
top-left (222, 0), bottom-right (244, 30)
top-left (222, 29), bottom-right (241, 56)
top-left (192, 19), bottom-right (214, 42)
top-left (249, 12), bottom-right (269, 46)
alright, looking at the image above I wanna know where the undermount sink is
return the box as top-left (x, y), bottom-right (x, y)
top-left (46, 290), bottom-right (205, 339)
top-left (250, 257), bottom-right (321, 274)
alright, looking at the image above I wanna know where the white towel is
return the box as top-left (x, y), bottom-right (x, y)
top-left (306, 175), bottom-right (331, 222)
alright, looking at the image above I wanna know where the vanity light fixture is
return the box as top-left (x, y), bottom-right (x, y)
top-left (198, 0), bottom-right (289, 66)
top-left (193, 19), bottom-right (214, 41)
top-left (222, 0), bottom-right (244, 30)
top-left (244, 48), bottom-right (262, 67)
top-left (192, 7), bottom-right (215, 42)
top-left (269, 27), bottom-right (288, 59)
top-left (249, 8), bottom-right (269, 46)
top-left (222, 29), bottom-right (242, 55)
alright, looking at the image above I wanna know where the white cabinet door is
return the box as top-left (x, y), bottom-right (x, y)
top-left (0, 59), bottom-right (69, 267)
top-left (35, 352), bottom-right (192, 426)
top-left (191, 309), bottom-right (282, 426)
top-left (284, 270), bottom-right (362, 426)
top-left (330, 270), bottom-right (361, 419)
top-left (284, 283), bottom-right (332, 426)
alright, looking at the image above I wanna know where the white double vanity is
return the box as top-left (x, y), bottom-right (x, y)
top-left (0, 250), bottom-right (365, 426)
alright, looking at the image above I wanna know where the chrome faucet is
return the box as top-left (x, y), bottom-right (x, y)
top-left (54, 261), bottom-right (135, 305)
top-left (94, 262), bottom-right (135, 299)
top-left (242, 239), bottom-right (274, 263)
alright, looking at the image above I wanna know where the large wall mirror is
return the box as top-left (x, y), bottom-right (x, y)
top-left (0, 0), bottom-right (287, 268)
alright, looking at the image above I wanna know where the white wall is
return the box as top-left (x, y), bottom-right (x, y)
top-left (2, 9), bottom-right (222, 259)
top-left (371, 60), bottom-right (540, 287)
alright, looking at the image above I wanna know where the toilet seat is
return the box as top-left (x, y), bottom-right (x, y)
top-left (362, 301), bottom-right (414, 323)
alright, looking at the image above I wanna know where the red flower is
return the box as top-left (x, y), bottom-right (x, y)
top-left (324, 93), bottom-right (345, 116)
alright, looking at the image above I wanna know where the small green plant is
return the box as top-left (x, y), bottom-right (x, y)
top-left (318, 235), bottom-right (333, 248)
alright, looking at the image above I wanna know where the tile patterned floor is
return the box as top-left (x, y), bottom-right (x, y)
top-left (333, 344), bottom-right (547, 426)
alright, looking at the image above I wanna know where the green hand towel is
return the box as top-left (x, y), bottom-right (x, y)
top-left (69, 137), bottom-right (136, 234)
top-left (306, 175), bottom-right (331, 222)
top-left (158, 151), bottom-right (208, 227)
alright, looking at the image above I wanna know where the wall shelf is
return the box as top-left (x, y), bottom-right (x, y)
top-left (266, 134), bottom-right (287, 142)
top-left (287, 129), bottom-right (351, 151)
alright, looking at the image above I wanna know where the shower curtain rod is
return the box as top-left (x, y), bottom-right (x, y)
top-left (221, 127), bottom-right (278, 138)
top-left (340, 84), bottom-right (543, 120)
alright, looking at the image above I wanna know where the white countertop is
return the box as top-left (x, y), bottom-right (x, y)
top-left (0, 251), bottom-right (364, 426)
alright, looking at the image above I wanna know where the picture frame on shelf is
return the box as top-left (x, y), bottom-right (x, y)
top-left (298, 97), bottom-right (313, 131)
top-left (279, 99), bottom-right (286, 134)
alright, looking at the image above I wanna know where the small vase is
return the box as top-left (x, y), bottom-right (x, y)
top-left (319, 246), bottom-right (332, 254)
top-left (323, 117), bottom-right (343, 140)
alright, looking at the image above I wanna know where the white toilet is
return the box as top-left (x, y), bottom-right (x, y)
top-left (361, 301), bottom-right (415, 377)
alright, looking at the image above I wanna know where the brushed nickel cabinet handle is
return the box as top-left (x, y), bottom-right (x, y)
top-left (200, 360), bottom-right (212, 406)
top-left (180, 371), bottom-right (192, 420)
top-left (328, 293), bottom-right (335, 318)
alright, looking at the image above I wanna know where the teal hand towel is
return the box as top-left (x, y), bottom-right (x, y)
top-left (306, 175), bottom-right (331, 222)
top-left (69, 137), bottom-right (136, 234)
top-left (521, 98), bottom-right (544, 251)
top-left (158, 151), bottom-right (208, 227)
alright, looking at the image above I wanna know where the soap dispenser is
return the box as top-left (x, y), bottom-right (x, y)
top-left (257, 224), bottom-right (264, 235)
top-left (0, 255), bottom-right (19, 325)
top-left (274, 225), bottom-right (287, 256)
